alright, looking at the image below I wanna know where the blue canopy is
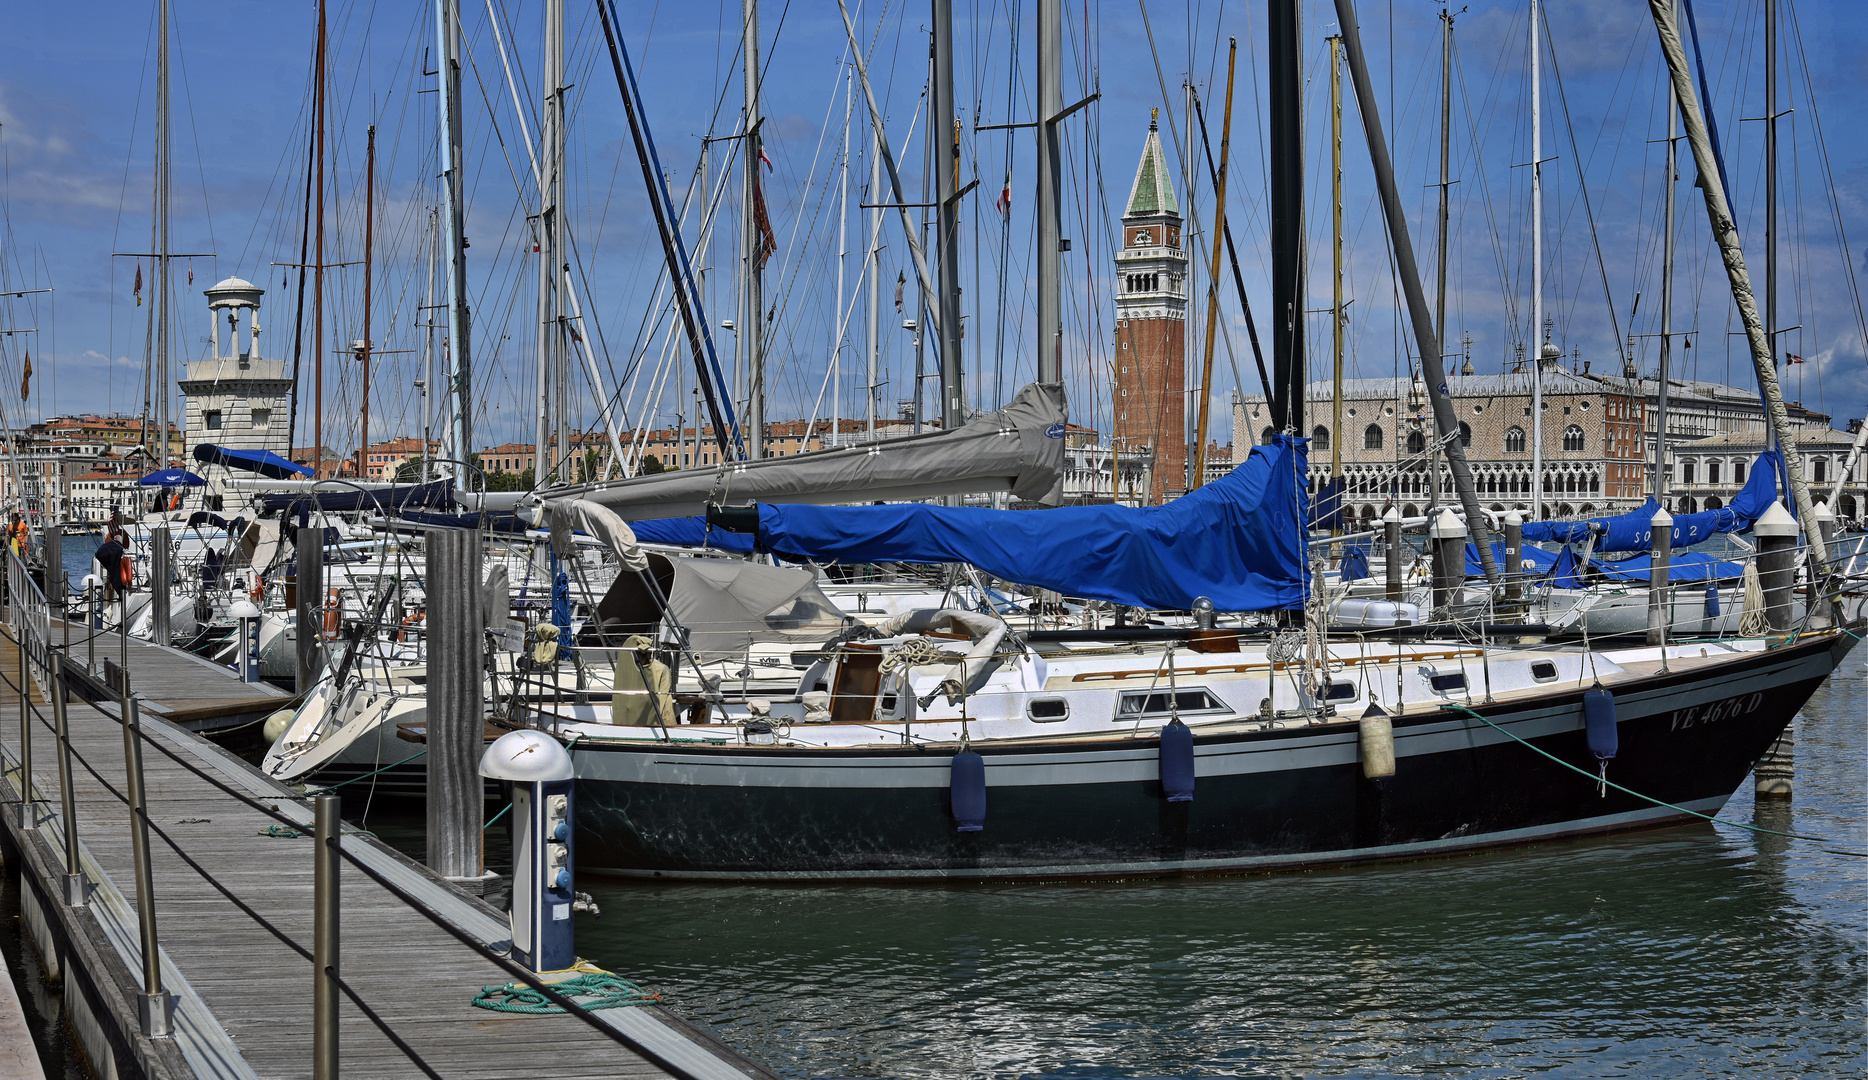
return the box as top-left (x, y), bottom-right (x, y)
top-left (1521, 450), bottom-right (1780, 552)
top-left (1339, 546), bottom-right (1369, 582)
top-left (1464, 541), bottom-right (1562, 577)
top-left (1591, 551), bottom-right (1746, 583)
top-left (1545, 545), bottom-right (1586, 590)
top-left (630, 516), bottom-right (757, 554)
top-left (742, 436), bottom-right (1311, 612)
top-left (138, 468), bottom-right (205, 488)
top-left (192, 443), bottom-right (314, 479)
top-left (259, 481), bottom-right (453, 516)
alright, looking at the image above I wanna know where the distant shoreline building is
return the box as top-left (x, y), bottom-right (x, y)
top-left (1112, 115), bottom-right (1187, 506)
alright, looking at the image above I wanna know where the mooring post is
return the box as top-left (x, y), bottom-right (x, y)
top-left (313, 793), bottom-right (340, 1080)
top-left (50, 647), bottom-right (84, 906)
top-left (120, 695), bottom-right (174, 1036)
top-left (296, 525), bottom-right (325, 691)
top-left (45, 523), bottom-right (62, 626)
top-left (14, 607), bottom-right (32, 830)
top-left (1429, 508), bottom-right (1467, 619)
top-left (150, 524), bottom-right (171, 647)
top-left (1753, 501), bottom-right (1799, 632)
top-left (427, 528), bottom-right (484, 882)
top-left (1646, 507), bottom-right (1674, 649)
top-left (1383, 506), bottom-right (1403, 603)
top-left (1502, 509), bottom-right (1524, 621)
top-left (1811, 500), bottom-right (1838, 626)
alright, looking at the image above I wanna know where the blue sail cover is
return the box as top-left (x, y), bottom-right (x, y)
top-left (192, 443), bottom-right (314, 479)
top-left (749, 436), bottom-right (1311, 611)
top-left (1464, 541), bottom-right (1560, 577)
top-left (630, 516), bottom-right (756, 554)
top-left (1592, 551), bottom-right (1746, 583)
top-left (1520, 450), bottom-right (1780, 552)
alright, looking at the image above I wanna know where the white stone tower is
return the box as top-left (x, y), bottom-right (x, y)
top-left (180, 277), bottom-right (294, 455)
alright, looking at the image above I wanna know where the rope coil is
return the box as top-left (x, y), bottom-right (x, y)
top-left (472, 967), bottom-right (659, 1014)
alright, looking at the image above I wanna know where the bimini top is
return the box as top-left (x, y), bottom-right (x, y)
top-left (720, 435), bottom-right (1312, 613)
top-left (193, 443), bottom-right (314, 480)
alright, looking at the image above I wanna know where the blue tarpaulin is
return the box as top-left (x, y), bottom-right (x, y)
top-left (138, 468), bottom-right (205, 487)
top-left (745, 436), bottom-right (1311, 611)
top-left (1464, 541), bottom-right (1561, 577)
top-left (260, 481), bottom-right (453, 517)
top-left (1520, 450), bottom-right (1780, 551)
top-left (1340, 546), bottom-right (1369, 582)
top-left (192, 443), bottom-right (314, 479)
top-left (1545, 545), bottom-right (1585, 590)
top-left (630, 516), bottom-right (757, 553)
top-left (1590, 551), bottom-right (1747, 583)
top-left (393, 509), bottom-right (528, 532)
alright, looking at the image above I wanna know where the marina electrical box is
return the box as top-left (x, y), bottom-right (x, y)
top-left (480, 729), bottom-right (577, 972)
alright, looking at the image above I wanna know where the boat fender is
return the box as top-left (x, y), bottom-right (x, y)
top-left (1159, 719), bottom-right (1195, 802)
top-left (1704, 580), bottom-right (1721, 618)
top-left (950, 751), bottom-right (986, 832)
top-left (1359, 702), bottom-right (1396, 783)
top-left (261, 709), bottom-right (296, 746)
top-left (1584, 688), bottom-right (1618, 762)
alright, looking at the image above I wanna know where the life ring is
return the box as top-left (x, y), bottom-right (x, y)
top-left (397, 612), bottom-right (424, 642)
top-left (250, 579), bottom-right (264, 604)
top-left (323, 588), bottom-right (340, 635)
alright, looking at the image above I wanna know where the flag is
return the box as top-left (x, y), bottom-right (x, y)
top-left (1786, 353), bottom-right (1806, 364)
top-left (760, 145), bottom-right (773, 171)
top-left (751, 178), bottom-right (778, 271)
top-left (187, 267), bottom-right (193, 286)
top-left (894, 271), bottom-right (905, 313)
top-left (133, 265), bottom-right (143, 306)
top-left (19, 350), bottom-right (30, 401)
top-left (996, 167), bottom-right (1011, 219)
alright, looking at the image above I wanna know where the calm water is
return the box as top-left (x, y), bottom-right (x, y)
top-left (553, 651), bottom-right (1866, 1079)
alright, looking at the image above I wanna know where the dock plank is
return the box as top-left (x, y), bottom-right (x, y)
top-left (0, 628), bottom-right (769, 1080)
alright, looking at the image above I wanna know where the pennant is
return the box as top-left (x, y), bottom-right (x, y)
top-left (187, 267), bottom-right (193, 286)
top-left (996, 167), bottom-right (1012, 219)
top-left (751, 178), bottom-right (778, 271)
top-left (894, 271), bottom-right (905, 313)
top-left (133, 264), bottom-right (143, 306)
top-left (760, 145), bottom-right (773, 171)
top-left (19, 350), bottom-right (30, 401)
top-left (1786, 353), bottom-right (1805, 365)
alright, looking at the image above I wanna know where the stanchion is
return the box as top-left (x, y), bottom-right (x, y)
top-left (120, 695), bottom-right (174, 1036)
top-left (14, 616), bottom-right (32, 830)
top-left (50, 646), bottom-right (85, 906)
top-left (314, 794), bottom-right (340, 1080)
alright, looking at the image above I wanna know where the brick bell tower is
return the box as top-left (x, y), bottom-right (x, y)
top-left (1113, 112), bottom-right (1188, 504)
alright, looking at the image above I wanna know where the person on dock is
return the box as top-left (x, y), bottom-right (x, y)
top-left (93, 529), bottom-right (126, 603)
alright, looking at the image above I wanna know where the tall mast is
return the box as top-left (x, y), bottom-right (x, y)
top-left (535, 0), bottom-right (563, 483)
top-left (1655, 6), bottom-right (1676, 505)
top-left (359, 125), bottom-right (375, 481)
top-left (1193, 41), bottom-right (1239, 491)
top-left (156, 0), bottom-right (172, 470)
top-left (436, 0), bottom-right (473, 492)
top-left (1431, 9), bottom-right (1454, 509)
top-left (1330, 34), bottom-right (1345, 488)
top-left (1530, 0), bottom-right (1544, 521)
top-left (833, 70), bottom-right (851, 445)
top-left (313, 0), bottom-right (327, 475)
top-left (1764, 0), bottom-right (1778, 418)
top-left (867, 128), bottom-right (881, 439)
top-left (1268, 0), bottom-right (1304, 436)
top-left (743, 0), bottom-right (765, 458)
top-left (933, 0), bottom-right (964, 428)
top-left (1035, 0), bottom-right (1063, 385)
top-left (423, 208), bottom-right (437, 481)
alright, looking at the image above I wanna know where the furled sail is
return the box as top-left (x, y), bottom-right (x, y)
top-left (527, 382), bottom-right (1067, 522)
top-left (1520, 450), bottom-right (1780, 552)
top-left (722, 436), bottom-right (1311, 612)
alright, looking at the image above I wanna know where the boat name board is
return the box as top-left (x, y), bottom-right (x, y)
top-left (1668, 690), bottom-right (1766, 731)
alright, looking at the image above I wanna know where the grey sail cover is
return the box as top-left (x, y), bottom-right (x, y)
top-left (533, 382), bottom-right (1067, 521)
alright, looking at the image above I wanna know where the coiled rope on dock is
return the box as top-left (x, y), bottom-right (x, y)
top-left (1441, 702), bottom-right (1866, 857)
top-left (473, 963), bottom-right (660, 1014)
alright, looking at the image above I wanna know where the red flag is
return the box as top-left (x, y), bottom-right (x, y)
top-left (751, 178), bottom-right (778, 271)
top-left (133, 264), bottom-right (143, 306)
top-left (187, 267), bottom-right (193, 286)
top-left (19, 350), bottom-right (30, 401)
top-left (1786, 353), bottom-right (1806, 364)
top-left (996, 167), bottom-right (1011, 219)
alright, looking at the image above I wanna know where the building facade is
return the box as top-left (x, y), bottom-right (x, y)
top-left (1112, 117), bottom-right (1188, 506)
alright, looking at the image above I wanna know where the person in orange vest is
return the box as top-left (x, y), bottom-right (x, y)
top-left (7, 512), bottom-right (25, 554)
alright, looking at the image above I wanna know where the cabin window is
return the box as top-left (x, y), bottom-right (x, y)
top-left (1027, 698), bottom-right (1070, 722)
top-left (1364, 424), bottom-right (1384, 450)
top-left (1324, 681), bottom-right (1357, 702)
top-left (1505, 426), bottom-right (1526, 453)
top-left (1529, 661), bottom-right (1558, 682)
top-left (1116, 688), bottom-right (1226, 719)
top-left (1427, 671), bottom-right (1467, 693)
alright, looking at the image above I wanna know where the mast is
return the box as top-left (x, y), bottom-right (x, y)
top-left (313, 0), bottom-right (327, 476)
top-left (359, 125), bottom-right (375, 481)
top-left (436, 0), bottom-right (473, 492)
top-left (866, 126), bottom-right (880, 439)
top-left (423, 208), bottom-right (437, 481)
top-left (833, 70), bottom-right (851, 446)
top-left (1330, 33), bottom-right (1344, 492)
top-left (156, 0), bottom-right (172, 470)
top-left (1431, 9), bottom-right (1454, 509)
top-left (1644, 0), bottom-right (1829, 571)
top-left (1268, 0), bottom-right (1304, 437)
top-left (1035, 0), bottom-right (1062, 385)
top-left (1192, 40), bottom-right (1238, 491)
top-left (933, 0), bottom-right (964, 429)
top-left (743, 0), bottom-right (765, 458)
top-left (1333, 0), bottom-right (1498, 582)
top-left (534, 0), bottom-right (562, 483)
top-left (1530, 0), bottom-right (1545, 521)
top-left (1764, 0), bottom-right (1781, 482)
top-left (1655, 10), bottom-right (1676, 506)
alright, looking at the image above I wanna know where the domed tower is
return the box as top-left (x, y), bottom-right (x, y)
top-left (1112, 114), bottom-right (1189, 504)
top-left (181, 276), bottom-right (294, 455)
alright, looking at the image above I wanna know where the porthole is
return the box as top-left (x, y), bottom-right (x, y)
top-left (1324, 682), bottom-right (1357, 702)
top-left (1529, 661), bottom-right (1558, 682)
top-left (1028, 698), bottom-right (1070, 722)
top-left (1428, 672), bottom-right (1467, 693)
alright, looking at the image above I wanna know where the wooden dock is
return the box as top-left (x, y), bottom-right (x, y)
top-left (44, 617), bottom-right (290, 732)
top-left (0, 626), bottom-right (773, 1080)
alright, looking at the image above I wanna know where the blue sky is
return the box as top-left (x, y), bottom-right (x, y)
top-left (1, 0), bottom-right (1864, 456)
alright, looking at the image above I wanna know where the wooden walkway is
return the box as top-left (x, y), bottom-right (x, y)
top-left (0, 629), bottom-right (771, 1080)
top-left (46, 617), bottom-right (289, 730)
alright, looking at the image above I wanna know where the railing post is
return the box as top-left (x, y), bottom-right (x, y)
top-left (313, 794), bottom-right (340, 1080)
top-left (14, 607), bottom-right (32, 830)
top-left (120, 695), bottom-right (174, 1036)
top-left (50, 646), bottom-right (85, 906)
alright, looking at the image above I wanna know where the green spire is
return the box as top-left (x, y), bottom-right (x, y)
top-left (1125, 121), bottom-right (1179, 218)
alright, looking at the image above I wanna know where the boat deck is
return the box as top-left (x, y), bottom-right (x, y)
top-left (0, 628), bottom-right (771, 1080)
